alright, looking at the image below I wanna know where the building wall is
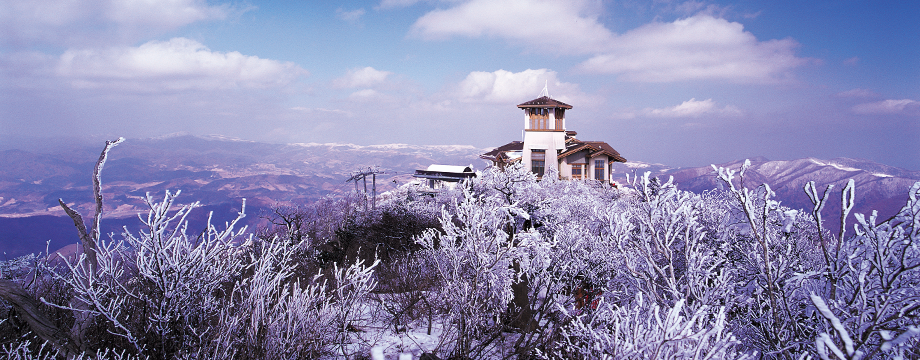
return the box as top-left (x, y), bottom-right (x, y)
top-left (589, 155), bottom-right (608, 181)
top-left (559, 157), bottom-right (571, 178)
top-left (557, 154), bottom-right (612, 181)
top-left (523, 132), bottom-right (565, 171)
top-left (522, 111), bottom-right (566, 173)
top-left (522, 106), bottom-right (569, 175)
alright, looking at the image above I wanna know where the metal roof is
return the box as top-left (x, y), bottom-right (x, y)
top-left (516, 96), bottom-right (573, 109)
top-left (426, 164), bottom-right (473, 173)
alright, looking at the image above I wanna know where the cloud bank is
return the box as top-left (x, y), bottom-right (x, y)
top-left (336, 8), bottom-right (366, 24)
top-left (580, 15), bottom-right (806, 83)
top-left (454, 69), bottom-right (582, 104)
top-left (410, 0), bottom-right (614, 55)
top-left (332, 67), bottom-right (392, 89)
top-left (852, 99), bottom-right (919, 115)
top-left (0, 0), bottom-right (237, 47)
top-left (56, 38), bottom-right (306, 92)
top-left (645, 98), bottom-right (742, 118)
top-left (410, 0), bottom-right (806, 83)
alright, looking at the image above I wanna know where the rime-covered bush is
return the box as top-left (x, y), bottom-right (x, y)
top-left (209, 236), bottom-right (378, 359)
top-left (547, 295), bottom-right (752, 360)
top-left (804, 181), bottom-right (920, 360)
top-left (416, 185), bottom-right (549, 358)
top-left (43, 191), bottom-right (246, 355)
top-left (5, 155), bottom-right (920, 360)
top-left (32, 190), bottom-right (379, 360)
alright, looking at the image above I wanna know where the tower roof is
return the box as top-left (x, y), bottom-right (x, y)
top-left (516, 96), bottom-right (573, 109)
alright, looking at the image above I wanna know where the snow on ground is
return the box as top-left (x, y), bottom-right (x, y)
top-left (330, 298), bottom-right (528, 359)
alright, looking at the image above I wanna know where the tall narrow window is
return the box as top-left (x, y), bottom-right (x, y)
top-left (594, 159), bottom-right (605, 181)
top-left (529, 108), bottom-right (547, 130)
top-left (554, 108), bottom-right (564, 130)
top-left (571, 164), bottom-right (583, 179)
top-left (532, 161), bottom-right (545, 177)
top-left (532, 150), bottom-right (546, 176)
top-left (528, 108), bottom-right (552, 130)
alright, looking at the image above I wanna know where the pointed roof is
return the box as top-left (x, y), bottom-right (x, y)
top-left (518, 83), bottom-right (573, 109)
top-left (517, 96), bottom-right (573, 109)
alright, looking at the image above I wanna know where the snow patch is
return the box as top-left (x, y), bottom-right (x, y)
top-left (810, 158), bottom-right (860, 172)
top-left (625, 162), bottom-right (651, 168)
top-left (290, 142), bottom-right (480, 153)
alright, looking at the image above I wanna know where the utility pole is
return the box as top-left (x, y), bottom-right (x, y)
top-left (345, 166), bottom-right (385, 210)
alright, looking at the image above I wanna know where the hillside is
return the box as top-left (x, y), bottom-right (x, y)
top-left (2, 136), bottom-right (918, 257)
top-left (0, 135), bottom-right (485, 217)
top-left (0, 135), bottom-right (485, 257)
top-left (673, 158), bottom-right (917, 232)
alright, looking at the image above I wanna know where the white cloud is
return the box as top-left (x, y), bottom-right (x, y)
top-left (56, 38), bottom-right (306, 92)
top-left (672, 1), bottom-right (731, 17)
top-left (332, 67), bottom-right (392, 89)
top-left (291, 107), bottom-right (353, 117)
top-left (105, 0), bottom-right (230, 30)
top-left (644, 98), bottom-right (742, 118)
top-left (408, 2), bottom-right (806, 83)
top-left (349, 89), bottom-right (383, 101)
top-left (377, 0), bottom-right (419, 9)
top-left (409, 0), bottom-right (615, 55)
top-left (336, 8), bottom-right (366, 23)
top-left (836, 88), bottom-right (877, 98)
top-left (0, 0), bottom-right (238, 46)
top-left (377, 0), bottom-right (423, 9)
top-left (455, 69), bottom-right (582, 104)
top-left (579, 14), bottom-right (807, 83)
top-left (852, 99), bottom-right (919, 115)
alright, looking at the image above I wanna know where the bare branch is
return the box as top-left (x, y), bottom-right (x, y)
top-left (0, 279), bottom-right (77, 356)
top-left (57, 137), bottom-right (123, 274)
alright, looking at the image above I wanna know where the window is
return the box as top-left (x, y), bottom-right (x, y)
top-left (528, 108), bottom-right (549, 130)
top-left (571, 164), bottom-right (583, 179)
top-left (594, 159), bottom-right (605, 181)
top-left (531, 149), bottom-right (546, 161)
top-left (532, 161), bottom-right (545, 177)
top-left (531, 150), bottom-right (546, 176)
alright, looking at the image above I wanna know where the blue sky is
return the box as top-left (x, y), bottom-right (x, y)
top-left (1, 0), bottom-right (918, 169)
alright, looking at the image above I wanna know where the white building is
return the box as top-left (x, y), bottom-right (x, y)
top-left (412, 164), bottom-right (476, 189)
top-left (481, 87), bottom-right (626, 182)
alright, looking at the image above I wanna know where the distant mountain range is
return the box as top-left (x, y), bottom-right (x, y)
top-left (612, 157), bottom-right (920, 234)
top-left (2, 135), bottom-right (918, 257)
top-left (0, 134), bottom-right (485, 257)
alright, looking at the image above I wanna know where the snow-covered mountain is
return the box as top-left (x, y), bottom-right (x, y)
top-left (1, 135), bottom-right (917, 257)
top-left (620, 157), bottom-right (920, 233)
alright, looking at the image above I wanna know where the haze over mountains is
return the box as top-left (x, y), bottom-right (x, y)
top-left (2, 135), bottom-right (918, 258)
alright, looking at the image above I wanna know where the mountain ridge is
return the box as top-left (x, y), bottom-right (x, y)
top-left (1, 135), bottom-right (917, 257)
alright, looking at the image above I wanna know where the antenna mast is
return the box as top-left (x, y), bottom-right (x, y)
top-left (539, 80), bottom-right (550, 98)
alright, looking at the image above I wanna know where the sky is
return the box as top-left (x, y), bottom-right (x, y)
top-left (1, 0), bottom-right (918, 169)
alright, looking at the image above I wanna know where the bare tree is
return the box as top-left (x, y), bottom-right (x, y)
top-left (0, 137), bottom-right (123, 357)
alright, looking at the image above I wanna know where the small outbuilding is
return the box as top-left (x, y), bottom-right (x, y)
top-left (413, 164), bottom-right (476, 189)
